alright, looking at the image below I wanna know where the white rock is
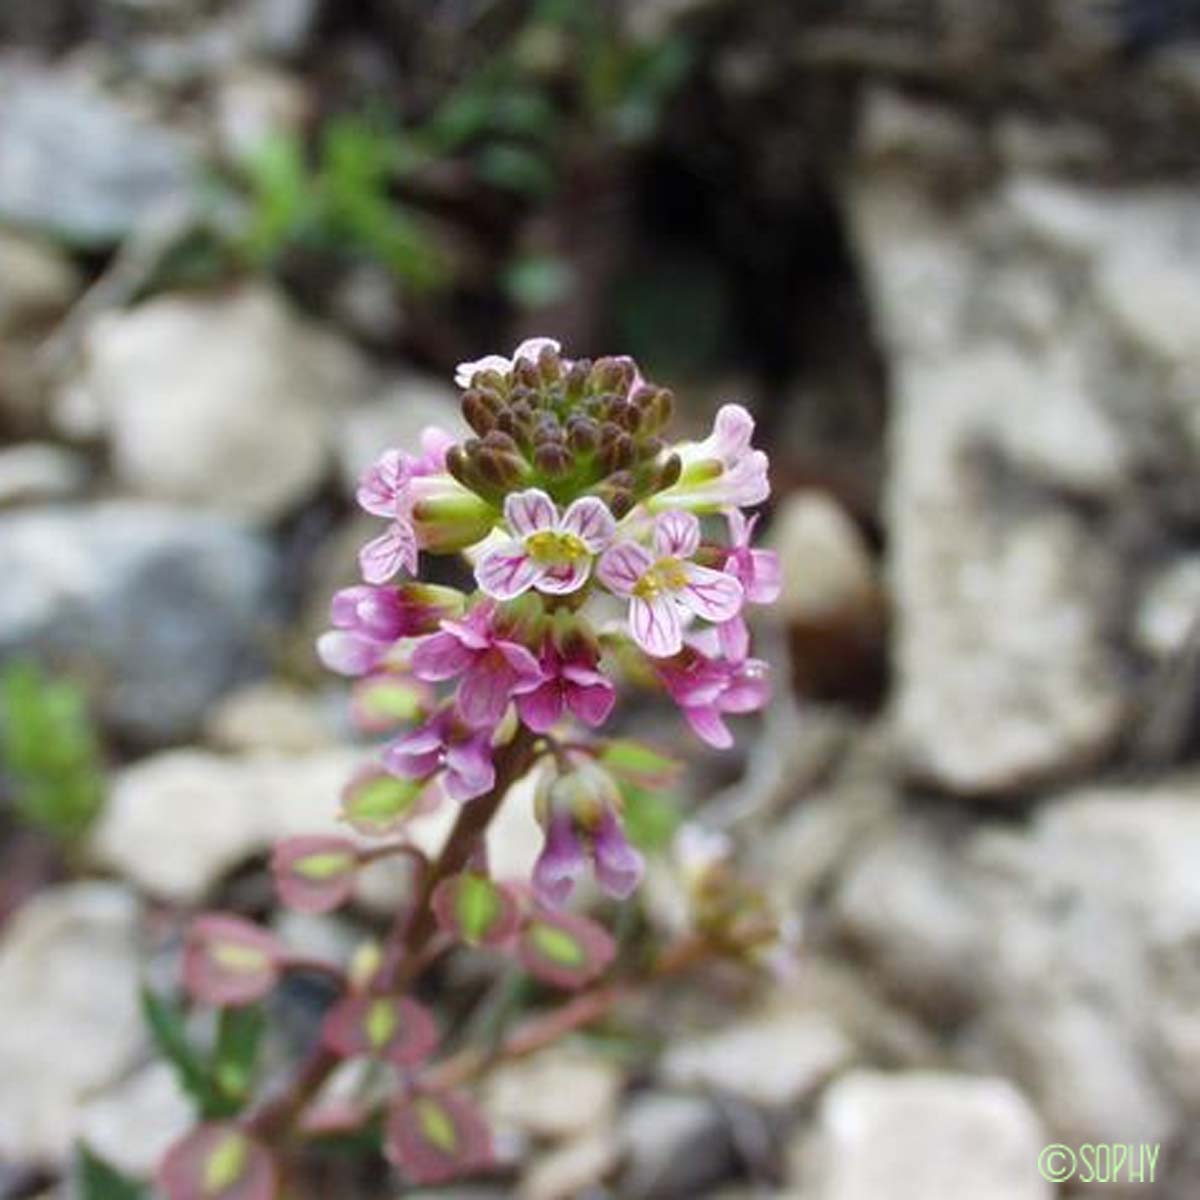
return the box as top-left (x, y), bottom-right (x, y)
top-left (0, 443), bottom-right (88, 506)
top-left (661, 1010), bottom-right (853, 1108)
top-left (203, 681), bottom-right (332, 753)
top-left (800, 1071), bottom-right (1050, 1200)
top-left (1135, 557), bottom-right (1200, 659)
top-left (76, 286), bottom-right (372, 521)
top-left (1098, 249), bottom-right (1200, 365)
top-left (78, 1063), bottom-right (192, 1177)
top-left (486, 1049), bottom-right (622, 1141)
top-left (0, 232), bottom-right (80, 337)
top-left (520, 1131), bottom-right (621, 1200)
top-left (0, 885), bottom-right (143, 1164)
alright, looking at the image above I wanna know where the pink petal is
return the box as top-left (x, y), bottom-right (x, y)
top-left (679, 564), bottom-right (744, 623)
top-left (597, 541), bottom-right (654, 597)
top-left (475, 540), bottom-right (541, 600)
top-left (630, 595), bottom-right (683, 658)
top-left (360, 522), bottom-right (417, 584)
top-left (533, 815), bottom-right (586, 908)
top-left (560, 496), bottom-right (616, 552)
top-left (316, 630), bottom-right (387, 677)
top-left (745, 547), bottom-right (782, 604)
top-left (456, 656), bottom-right (515, 728)
top-left (726, 509), bottom-right (756, 548)
top-left (564, 673), bottom-right (616, 728)
top-left (684, 703), bottom-right (734, 748)
top-left (710, 403), bottom-right (755, 462)
top-left (411, 631), bottom-right (476, 682)
top-left (516, 681), bottom-right (565, 733)
top-left (418, 426), bottom-right (456, 470)
top-left (654, 510), bottom-right (701, 559)
top-left (718, 616), bottom-right (751, 663)
top-left (723, 659), bottom-right (772, 712)
top-left (592, 809), bottom-right (644, 900)
top-left (444, 734), bottom-right (496, 801)
top-left (535, 559), bottom-right (590, 595)
top-left (504, 488), bottom-right (557, 538)
top-left (496, 640), bottom-right (545, 689)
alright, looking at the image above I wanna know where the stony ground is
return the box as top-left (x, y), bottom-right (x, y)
top-left (4, 2), bottom-right (1200, 1198)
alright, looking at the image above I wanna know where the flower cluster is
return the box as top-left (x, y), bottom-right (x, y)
top-left (157, 339), bottom-right (778, 1200)
top-left (318, 337), bottom-right (777, 906)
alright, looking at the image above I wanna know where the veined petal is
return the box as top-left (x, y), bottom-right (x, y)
top-left (718, 615), bottom-right (751, 663)
top-left (653, 510), bottom-right (701, 559)
top-left (411, 631), bottom-right (476, 681)
top-left (630, 594), bottom-right (683, 658)
top-left (679, 564), bottom-right (744, 623)
top-left (504, 488), bottom-right (557, 538)
top-left (360, 522), bottom-right (418, 584)
top-left (561, 496), bottom-right (616, 552)
top-left (745, 547), bottom-right (782, 604)
top-left (535, 559), bottom-right (590, 595)
top-left (475, 540), bottom-right (542, 600)
top-left (597, 541), bottom-right (654, 596)
top-left (358, 449), bottom-right (410, 517)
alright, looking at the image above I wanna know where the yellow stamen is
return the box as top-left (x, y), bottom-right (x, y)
top-left (525, 530), bottom-right (589, 565)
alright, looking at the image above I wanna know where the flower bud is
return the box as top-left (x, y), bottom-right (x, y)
top-left (158, 1124), bottom-right (276, 1200)
top-left (183, 915), bottom-right (286, 1008)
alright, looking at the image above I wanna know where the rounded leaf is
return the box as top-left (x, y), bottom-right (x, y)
top-left (340, 767), bottom-right (426, 836)
top-left (183, 915), bottom-right (284, 1008)
top-left (271, 836), bottom-right (359, 914)
top-left (157, 1123), bottom-right (277, 1200)
top-left (386, 1089), bottom-right (493, 1186)
top-left (322, 994), bottom-right (439, 1068)
top-left (432, 873), bottom-right (521, 947)
top-left (516, 910), bottom-right (616, 989)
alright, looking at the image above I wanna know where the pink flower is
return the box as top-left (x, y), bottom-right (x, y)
top-left (317, 583), bottom-right (465, 677)
top-left (382, 708), bottom-right (496, 802)
top-left (357, 428), bottom-right (456, 517)
top-left (454, 337), bottom-right (561, 389)
top-left (476, 489), bottom-right (615, 600)
top-left (411, 603), bottom-right (544, 729)
top-left (651, 404), bottom-right (769, 513)
top-left (532, 762), bottom-right (644, 906)
top-left (598, 510), bottom-right (743, 658)
top-left (516, 640), bottom-right (616, 733)
top-left (718, 511), bottom-right (781, 661)
top-left (656, 647), bottom-right (771, 749)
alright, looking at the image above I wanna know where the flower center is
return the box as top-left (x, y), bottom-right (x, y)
top-left (633, 557), bottom-right (689, 599)
top-left (525, 530), bottom-right (589, 565)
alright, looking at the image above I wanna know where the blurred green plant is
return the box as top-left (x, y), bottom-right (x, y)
top-left (75, 1145), bottom-right (148, 1200)
top-left (0, 660), bottom-right (106, 844)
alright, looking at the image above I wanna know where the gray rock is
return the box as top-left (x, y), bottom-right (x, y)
top-left (75, 286), bottom-right (372, 522)
top-left (0, 884), bottom-right (144, 1165)
top-left (618, 1092), bottom-right (733, 1200)
top-left (661, 1009), bottom-right (853, 1109)
top-left (0, 231), bottom-right (80, 338)
top-left (484, 1049), bottom-right (622, 1141)
top-left (0, 64), bottom-right (193, 245)
top-left (796, 1071), bottom-right (1051, 1200)
top-left (0, 502), bottom-right (277, 743)
top-left (336, 373), bottom-right (465, 496)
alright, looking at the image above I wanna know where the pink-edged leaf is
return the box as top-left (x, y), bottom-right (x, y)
top-left (322, 994), bottom-right (439, 1068)
top-left (560, 496), bottom-right (616, 552)
top-left (431, 873), bottom-right (521, 946)
top-left (386, 1089), bottom-right (494, 1186)
top-left (158, 1123), bottom-right (277, 1200)
top-left (340, 767), bottom-right (426, 836)
top-left (183, 915), bottom-right (285, 1008)
top-left (653, 509), bottom-right (701, 559)
top-left (597, 541), bottom-right (653, 597)
top-left (475, 540), bottom-right (541, 600)
top-left (359, 521), bottom-right (418, 584)
top-left (630, 594), bottom-right (683, 658)
top-left (503, 488), bottom-right (557, 538)
top-left (678, 564), bottom-right (743, 623)
top-left (516, 910), bottom-right (616, 989)
top-left (271, 836), bottom-right (359, 914)
top-left (350, 673), bottom-right (432, 733)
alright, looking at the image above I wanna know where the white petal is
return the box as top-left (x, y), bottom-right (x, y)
top-left (454, 354), bottom-right (511, 389)
top-left (597, 541), bottom-right (654, 597)
top-left (512, 337), bottom-right (561, 364)
top-left (535, 559), bottom-right (590, 595)
top-left (678, 564), bottom-right (744, 623)
top-left (475, 540), bottom-right (542, 600)
top-left (653, 510), bottom-right (701, 558)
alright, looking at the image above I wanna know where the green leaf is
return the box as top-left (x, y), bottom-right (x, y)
top-left (618, 782), bottom-right (681, 853)
top-left (213, 1005), bottom-right (266, 1110)
top-left (598, 739), bottom-right (682, 789)
top-left (140, 988), bottom-right (225, 1118)
top-left (75, 1144), bottom-right (149, 1200)
top-left (475, 143), bottom-right (557, 197)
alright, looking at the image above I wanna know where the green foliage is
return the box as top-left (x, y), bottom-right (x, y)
top-left (75, 1145), bottom-right (149, 1200)
top-left (141, 988), bottom-right (267, 1120)
top-left (618, 782), bottom-right (682, 853)
top-left (0, 660), bottom-right (106, 843)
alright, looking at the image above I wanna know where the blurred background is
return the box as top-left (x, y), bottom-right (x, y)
top-left (3, 0), bottom-right (1200, 1196)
